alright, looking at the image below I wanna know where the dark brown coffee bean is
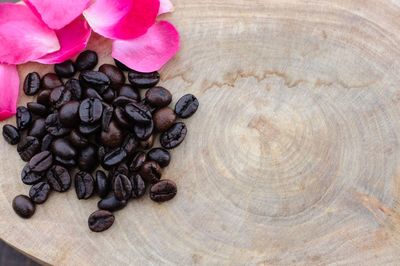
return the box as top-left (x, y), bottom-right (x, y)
top-left (50, 86), bottom-right (72, 109)
top-left (27, 102), bottom-right (47, 117)
top-left (79, 123), bottom-right (101, 135)
top-left (153, 107), bottom-right (176, 132)
top-left (66, 78), bottom-right (82, 100)
top-left (145, 87), bottom-right (172, 108)
top-left (21, 164), bottom-right (43, 185)
top-left (119, 84), bottom-right (140, 101)
top-left (125, 102), bottom-right (152, 125)
top-left (55, 60), bottom-right (75, 78)
top-left (113, 174), bottom-right (132, 201)
top-left (69, 130), bottom-right (89, 148)
top-left (101, 88), bottom-right (115, 103)
top-left (122, 134), bottom-right (138, 159)
top-left (2, 124), bottom-right (20, 145)
top-left (140, 135), bottom-right (154, 150)
top-left (96, 170), bottom-right (110, 198)
top-left (23, 72), bottom-right (41, 96)
top-left (112, 96), bottom-right (136, 107)
top-left (51, 138), bottom-right (77, 160)
top-left (37, 90), bottom-right (51, 107)
top-left (100, 121), bottom-right (124, 148)
top-left (29, 151), bottom-right (53, 173)
top-left (75, 171), bottom-right (95, 199)
top-left (98, 193), bottom-right (127, 212)
top-left (41, 134), bottom-right (54, 151)
top-left (55, 156), bottom-right (77, 168)
top-left (84, 88), bottom-right (103, 100)
top-left (103, 148), bottom-right (127, 169)
top-left (130, 174), bottom-right (146, 199)
top-left (101, 106), bottom-right (114, 132)
top-left (79, 98), bottom-right (103, 124)
top-left (147, 148), bottom-right (171, 168)
top-left (150, 179), bottom-right (177, 202)
top-left (160, 122), bottom-right (187, 149)
top-left (59, 101), bottom-right (80, 127)
top-left (128, 70), bottom-right (160, 88)
top-left (29, 182), bottom-right (51, 204)
top-left (99, 64), bottom-right (125, 89)
top-left (78, 144), bottom-right (98, 172)
top-left (175, 94), bottom-right (199, 118)
top-left (114, 59), bottom-right (131, 71)
top-left (28, 118), bottom-right (46, 139)
top-left (140, 161), bottom-right (161, 184)
top-left (76, 50), bottom-right (98, 71)
top-left (47, 165), bottom-right (71, 192)
top-left (133, 120), bottom-right (153, 141)
top-left (113, 106), bottom-right (131, 128)
top-left (79, 70), bottom-right (110, 93)
top-left (42, 73), bottom-right (63, 90)
top-left (129, 151), bottom-right (146, 172)
top-left (16, 106), bottom-right (32, 130)
top-left (45, 113), bottom-right (71, 137)
top-left (88, 210), bottom-right (114, 232)
top-left (18, 136), bottom-right (40, 161)
top-left (12, 195), bottom-right (35, 218)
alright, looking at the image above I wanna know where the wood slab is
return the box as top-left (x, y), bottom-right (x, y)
top-left (2, 0), bottom-right (400, 264)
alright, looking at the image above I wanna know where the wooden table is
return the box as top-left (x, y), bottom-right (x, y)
top-left (2, 0), bottom-right (400, 264)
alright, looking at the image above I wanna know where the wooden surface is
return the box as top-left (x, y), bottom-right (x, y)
top-left (2, 0), bottom-right (400, 265)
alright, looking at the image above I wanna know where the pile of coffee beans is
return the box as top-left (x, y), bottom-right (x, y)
top-left (3, 50), bottom-right (199, 232)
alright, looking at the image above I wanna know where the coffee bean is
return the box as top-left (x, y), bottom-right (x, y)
top-left (42, 73), bottom-right (63, 90)
top-left (130, 174), bottom-right (146, 199)
top-left (27, 102), bottom-right (47, 117)
top-left (113, 106), bottom-right (131, 128)
top-left (79, 70), bottom-right (110, 93)
top-left (16, 106), bottom-right (32, 130)
top-left (59, 101), bottom-right (80, 127)
top-left (88, 210), bottom-right (114, 232)
top-left (45, 113), bottom-right (71, 137)
top-left (66, 78), bottom-right (82, 100)
top-left (101, 88), bottom-right (115, 103)
top-left (37, 90), bottom-right (51, 107)
top-left (78, 144), bottom-right (98, 172)
top-left (21, 164), bottom-right (43, 185)
top-left (47, 165), bottom-right (71, 192)
top-left (98, 193), bottom-right (127, 212)
top-left (96, 170), bottom-right (110, 198)
top-left (12, 195), bottom-right (35, 218)
top-left (101, 106), bottom-right (114, 132)
top-left (41, 134), bottom-right (54, 151)
top-left (2, 124), bottom-right (20, 145)
top-left (140, 135), bottom-right (154, 150)
top-left (145, 87), bottom-right (172, 108)
top-left (114, 59), bottom-right (131, 72)
top-left (28, 118), bottom-right (46, 139)
top-left (29, 182), bottom-right (51, 204)
top-left (160, 122), bottom-right (187, 149)
top-left (17, 136), bottom-right (40, 162)
top-left (112, 96), bottom-right (136, 107)
top-left (75, 171), bottom-right (95, 199)
top-left (79, 98), bottom-right (103, 124)
top-left (51, 138), bottom-right (77, 160)
top-left (55, 60), bottom-right (75, 78)
top-left (99, 64), bottom-right (125, 89)
top-left (128, 70), bottom-right (160, 88)
top-left (113, 163), bottom-right (129, 177)
top-left (55, 156), bottom-right (77, 168)
top-left (113, 174), bottom-right (132, 201)
top-left (79, 123), bottom-right (101, 135)
top-left (50, 86), bottom-right (72, 109)
top-left (69, 130), bottom-right (89, 148)
top-left (84, 88), bottom-right (103, 100)
top-left (147, 148), bottom-right (171, 168)
top-left (133, 120), bottom-right (153, 140)
top-left (175, 94), bottom-right (199, 118)
top-left (140, 161), bottom-right (161, 183)
top-left (29, 151), bottom-right (53, 173)
top-left (129, 151), bottom-right (146, 172)
top-left (153, 107), bottom-right (176, 132)
top-left (75, 50), bottom-right (98, 71)
top-left (100, 121), bottom-right (124, 148)
top-left (150, 179), bottom-right (177, 202)
top-left (103, 148), bottom-right (127, 169)
top-left (119, 85), bottom-right (140, 101)
top-left (125, 102), bottom-right (152, 125)
top-left (23, 72), bottom-right (41, 96)
top-left (122, 134), bottom-right (138, 159)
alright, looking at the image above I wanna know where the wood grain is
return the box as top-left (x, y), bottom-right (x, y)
top-left (2, 0), bottom-right (400, 264)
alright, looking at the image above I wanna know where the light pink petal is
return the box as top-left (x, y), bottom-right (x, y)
top-left (0, 64), bottom-right (19, 121)
top-left (84, 0), bottom-right (159, 40)
top-left (0, 3), bottom-right (60, 64)
top-left (35, 16), bottom-right (91, 64)
top-left (23, 0), bottom-right (91, 30)
top-left (112, 21), bottom-right (180, 73)
top-left (158, 0), bottom-right (174, 15)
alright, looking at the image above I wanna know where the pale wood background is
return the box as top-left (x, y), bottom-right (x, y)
top-left (2, 0), bottom-right (400, 265)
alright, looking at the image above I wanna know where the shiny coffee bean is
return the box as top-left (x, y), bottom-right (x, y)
top-left (51, 138), bottom-right (77, 160)
top-left (99, 64), bottom-right (125, 89)
top-left (140, 161), bottom-right (162, 184)
top-left (113, 107), bottom-right (131, 128)
top-left (103, 148), bottom-right (127, 169)
top-left (55, 156), bottom-right (77, 168)
top-left (125, 102), bottom-right (152, 125)
top-left (75, 50), bottom-right (98, 71)
top-left (114, 59), bottom-right (131, 71)
top-left (17, 136), bottom-right (40, 161)
top-left (147, 148), bottom-right (171, 168)
top-left (153, 107), bottom-right (176, 132)
top-left (79, 123), bottom-right (101, 135)
top-left (101, 106), bottom-right (114, 131)
top-left (119, 85), bottom-right (140, 101)
top-left (122, 134), bottom-right (138, 159)
top-left (78, 144), bottom-right (98, 172)
top-left (75, 171), bottom-right (95, 199)
top-left (128, 70), bottom-right (160, 88)
top-left (112, 96), bottom-right (136, 107)
top-left (66, 78), bottom-right (82, 100)
top-left (84, 88), bottom-right (103, 100)
top-left (12, 195), bottom-right (35, 218)
top-left (79, 70), bottom-right (110, 93)
top-left (21, 164), bottom-right (43, 185)
top-left (133, 120), bottom-right (153, 140)
top-left (175, 94), bottom-right (199, 118)
top-left (27, 102), bottom-right (47, 117)
top-left (113, 174), bottom-right (132, 201)
top-left (98, 193), bottom-right (127, 212)
top-left (23, 72), bottom-right (41, 96)
top-left (55, 60), bottom-right (75, 78)
top-left (59, 101), bottom-right (80, 127)
top-left (96, 170), bottom-right (110, 198)
top-left (2, 124), bottom-right (20, 145)
top-left (50, 86), bottom-right (72, 109)
top-left (69, 130), bottom-right (89, 148)
top-left (42, 73), bottom-right (63, 90)
top-left (29, 151), bottom-right (53, 173)
top-left (88, 210), bottom-right (114, 232)
top-left (16, 106), bottom-right (32, 130)
top-left (79, 98), bottom-right (103, 124)
top-left (102, 89), bottom-right (115, 103)
top-left (160, 122), bottom-right (187, 149)
top-left (150, 179), bottom-right (177, 202)
top-left (41, 134), bottom-right (54, 151)
top-left (145, 87), bottom-right (172, 108)
top-left (130, 174), bottom-right (146, 199)
top-left (140, 135), bottom-right (154, 150)
top-left (45, 113), bottom-right (71, 137)
top-left (28, 118), bottom-right (46, 139)
top-left (47, 165), bottom-right (71, 192)
top-left (129, 151), bottom-right (146, 172)
top-left (100, 121), bottom-right (124, 148)
top-left (37, 90), bottom-right (51, 107)
top-left (29, 182), bottom-right (51, 204)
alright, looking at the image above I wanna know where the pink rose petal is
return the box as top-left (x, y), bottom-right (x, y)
top-left (158, 0), bottom-right (174, 15)
top-left (84, 0), bottom-right (159, 40)
top-left (35, 16), bottom-right (91, 64)
top-left (23, 0), bottom-right (91, 30)
top-left (112, 21), bottom-right (180, 73)
top-left (0, 64), bottom-right (19, 121)
top-left (0, 3), bottom-right (60, 64)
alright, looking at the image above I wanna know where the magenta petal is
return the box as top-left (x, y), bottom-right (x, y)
top-left (0, 3), bottom-right (60, 64)
top-left (158, 0), bottom-right (174, 15)
top-left (35, 16), bottom-right (91, 64)
top-left (84, 0), bottom-right (160, 40)
top-left (112, 21), bottom-right (180, 73)
top-left (0, 64), bottom-right (19, 121)
top-left (24, 0), bottom-right (91, 30)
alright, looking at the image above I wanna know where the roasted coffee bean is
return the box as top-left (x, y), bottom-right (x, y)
top-left (140, 135), bottom-right (154, 150)
top-left (17, 136), bottom-right (40, 162)
top-left (84, 88), bottom-right (103, 100)
top-left (78, 144), bottom-right (98, 172)
top-left (119, 85), bottom-right (140, 101)
top-left (50, 86), bottom-right (72, 109)
top-left (103, 148), bottom-right (127, 169)
top-left (175, 94), bottom-right (199, 118)
top-left (100, 121), bottom-right (124, 148)
top-left (2, 124), bottom-right (20, 145)
top-left (79, 123), bottom-right (101, 135)
top-left (96, 170), bottom-right (110, 198)
top-left (59, 101), bottom-right (80, 127)
top-left (47, 165), bottom-right (71, 192)
top-left (79, 70), bottom-right (110, 93)
top-left (75, 171), bottom-right (95, 199)
top-left (27, 102), bottom-right (47, 117)
top-left (140, 161), bottom-right (161, 184)
top-left (112, 96), bottom-right (136, 107)
top-left (101, 106), bottom-right (114, 131)
top-left (125, 102), bottom-right (152, 125)
top-left (147, 148), bottom-right (171, 168)
top-left (98, 193), bottom-right (127, 211)
top-left (55, 156), bottom-right (77, 168)
top-left (16, 106), bottom-right (32, 130)
top-left (113, 106), bottom-right (131, 128)
top-left (98, 146), bottom-right (107, 162)
top-left (150, 179), bottom-right (177, 202)
top-left (102, 89), bottom-right (115, 103)
top-left (45, 113), bottom-right (71, 137)
top-left (21, 164), bottom-right (43, 185)
top-left (153, 107), bottom-right (176, 132)
top-left (55, 60), bottom-right (75, 78)
top-left (28, 118), bottom-right (46, 139)
top-left (42, 73), bottom-right (63, 90)
top-left (79, 98), bottom-right (103, 124)
top-left (129, 151), bottom-right (146, 172)
top-left (113, 174), bottom-right (132, 201)
top-left (29, 151), bottom-right (53, 173)
top-left (160, 122), bottom-right (187, 149)
top-left (75, 50), bottom-right (98, 71)
top-left (29, 182), bottom-right (51, 204)
top-left (145, 87), bottom-right (172, 108)
top-left (23, 72), bottom-right (41, 96)
top-left (66, 78), bottom-right (82, 100)
top-left (133, 120), bottom-right (153, 140)
top-left (128, 70), bottom-right (160, 88)
top-left (114, 58), bottom-right (131, 72)
top-left (130, 174), bottom-right (146, 199)
top-left (69, 130), bottom-right (89, 148)
top-left (41, 134), bottom-right (54, 151)
top-left (122, 134), bottom-right (138, 159)
top-left (37, 90), bottom-right (51, 107)
top-left (88, 210), bottom-right (114, 232)
top-left (99, 64), bottom-right (125, 89)
top-left (12, 195), bottom-right (35, 218)
top-left (51, 138), bottom-right (77, 160)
